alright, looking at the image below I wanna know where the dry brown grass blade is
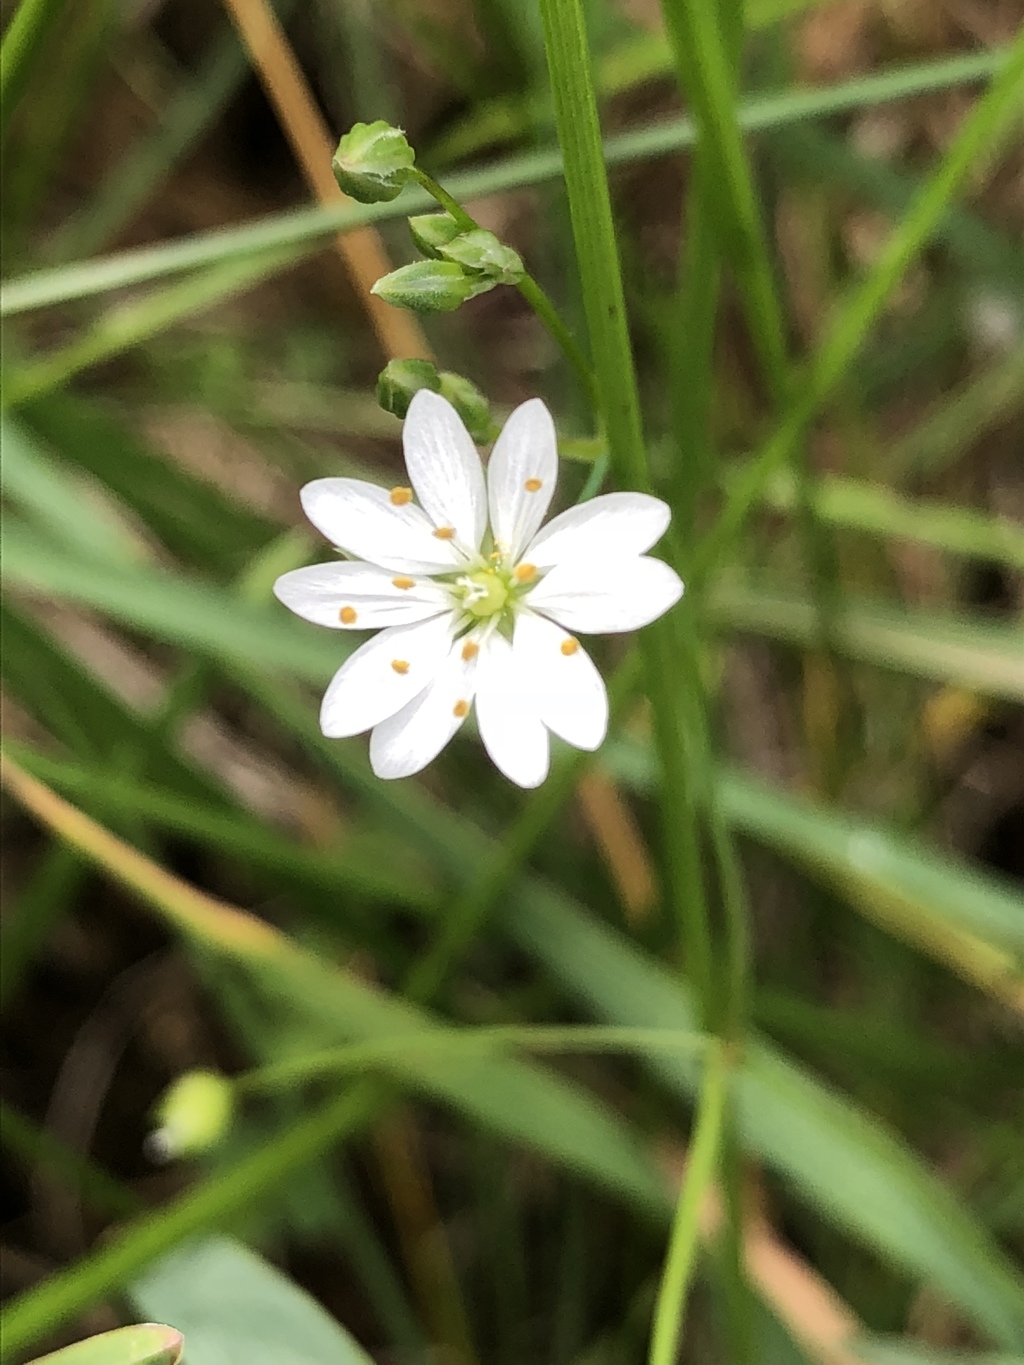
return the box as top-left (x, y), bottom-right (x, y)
top-left (577, 769), bottom-right (657, 920)
top-left (220, 0), bottom-right (430, 362)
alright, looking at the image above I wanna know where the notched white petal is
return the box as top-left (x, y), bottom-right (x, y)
top-left (524, 492), bottom-right (671, 570)
top-left (319, 615), bottom-right (453, 738)
top-left (474, 631), bottom-right (550, 788)
top-left (527, 555), bottom-right (683, 634)
top-left (369, 633), bottom-right (480, 779)
top-left (301, 478), bottom-right (460, 574)
top-left (512, 613), bottom-right (607, 751)
top-left (487, 398), bottom-right (558, 563)
top-left (403, 390), bottom-right (487, 551)
top-left (273, 562), bottom-right (450, 629)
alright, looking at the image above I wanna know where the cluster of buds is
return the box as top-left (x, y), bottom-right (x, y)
top-left (376, 359), bottom-right (495, 442)
top-left (332, 122), bottom-right (524, 315)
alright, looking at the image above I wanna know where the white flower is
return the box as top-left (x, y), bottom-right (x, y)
top-left (274, 391), bottom-right (683, 788)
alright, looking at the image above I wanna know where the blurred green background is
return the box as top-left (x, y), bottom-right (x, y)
top-left (1, 0), bottom-right (1023, 1362)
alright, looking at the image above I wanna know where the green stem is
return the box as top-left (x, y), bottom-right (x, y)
top-left (647, 1042), bottom-right (729, 1365)
top-left (236, 1024), bottom-right (710, 1096)
top-left (536, 0), bottom-right (716, 1018)
top-left (0, 0), bottom-right (67, 135)
top-left (412, 166), bottom-right (599, 407)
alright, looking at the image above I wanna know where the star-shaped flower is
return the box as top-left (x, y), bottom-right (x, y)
top-left (274, 391), bottom-right (682, 787)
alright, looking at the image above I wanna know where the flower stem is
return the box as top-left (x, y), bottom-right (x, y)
top-left (647, 1041), bottom-right (730, 1365)
top-left (411, 166), bottom-right (599, 409)
top-left (536, 0), bottom-right (715, 1021)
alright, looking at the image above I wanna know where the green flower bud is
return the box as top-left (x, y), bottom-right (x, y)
top-left (439, 371), bottom-right (497, 442)
top-left (371, 261), bottom-right (490, 314)
top-left (147, 1069), bottom-right (234, 1162)
top-left (408, 212), bottom-right (462, 259)
top-left (438, 229), bottom-right (525, 285)
top-left (377, 358), bottom-right (441, 418)
top-left (332, 121), bottom-right (415, 203)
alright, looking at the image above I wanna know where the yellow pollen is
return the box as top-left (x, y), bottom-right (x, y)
top-left (488, 550), bottom-right (502, 562)
top-left (560, 637), bottom-right (580, 656)
top-left (453, 699), bottom-right (469, 718)
top-left (391, 659), bottom-right (410, 674)
top-left (389, 486), bottom-right (413, 505)
top-left (339, 606), bottom-right (357, 624)
top-left (524, 477), bottom-right (543, 492)
top-left (433, 526), bottom-right (455, 540)
top-left (392, 576), bottom-right (415, 590)
top-left (461, 640), bottom-right (479, 661)
top-left (514, 562), bottom-right (537, 583)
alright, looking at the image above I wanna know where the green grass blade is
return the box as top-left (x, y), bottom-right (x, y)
top-left (745, 466), bottom-right (1024, 571)
top-left (709, 582), bottom-right (1024, 703)
top-left (697, 29), bottom-right (1024, 575)
top-left (1, 51), bottom-right (1008, 316)
top-left (0, 0), bottom-right (67, 134)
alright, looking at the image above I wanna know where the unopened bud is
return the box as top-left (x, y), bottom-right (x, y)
top-left (332, 121), bottom-right (415, 203)
top-left (438, 228), bottom-right (524, 286)
top-left (439, 372), bottom-right (496, 442)
top-left (408, 212), bottom-right (463, 258)
top-left (377, 358), bottom-right (441, 418)
top-left (371, 261), bottom-right (489, 314)
top-left (147, 1070), bottom-right (233, 1162)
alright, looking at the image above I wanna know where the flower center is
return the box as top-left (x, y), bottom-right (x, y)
top-left (460, 568), bottom-right (509, 618)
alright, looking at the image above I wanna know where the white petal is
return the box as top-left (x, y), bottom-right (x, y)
top-left (512, 613), bottom-right (608, 750)
top-left (487, 398), bottom-right (558, 563)
top-left (524, 492), bottom-right (671, 570)
top-left (369, 633), bottom-right (481, 779)
top-left (527, 556), bottom-right (683, 634)
top-left (403, 390), bottom-right (487, 552)
top-left (474, 630), bottom-right (550, 788)
top-left (301, 478), bottom-right (461, 574)
top-left (319, 615), bottom-right (454, 738)
top-left (274, 562), bottom-right (451, 629)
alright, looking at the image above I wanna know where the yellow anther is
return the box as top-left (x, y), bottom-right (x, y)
top-left (339, 606), bottom-right (357, 624)
top-left (489, 550), bottom-right (502, 562)
top-left (453, 699), bottom-right (470, 718)
top-left (433, 526), bottom-right (455, 540)
top-left (391, 659), bottom-right (410, 675)
top-left (513, 562), bottom-right (537, 583)
top-left (524, 477), bottom-right (543, 492)
top-left (560, 637), bottom-right (580, 656)
top-left (461, 640), bottom-right (479, 662)
top-left (390, 486), bottom-right (413, 505)
top-left (392, 576), bottom-right (415, 590)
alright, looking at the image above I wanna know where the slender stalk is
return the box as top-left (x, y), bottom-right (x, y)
top-left (647, 1043), bottom-right (729, 1365)
top-left (236, 1025), bottom-right (710, 1096)
top-left (536, 0), bottom-right (715, 1017)
top-left (412, 166), bottom-right (599, 407)
top-left (0, 0), bottom-right (68, 134)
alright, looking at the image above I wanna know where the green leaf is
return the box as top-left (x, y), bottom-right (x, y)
top-left (27, 1324), bottom-right (183, 1365)
top-left (129, 1236), bottom-right (372, 1365)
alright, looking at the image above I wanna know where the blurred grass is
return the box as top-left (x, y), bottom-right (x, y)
top-left (2, 0), bottom-right (1023, 1362)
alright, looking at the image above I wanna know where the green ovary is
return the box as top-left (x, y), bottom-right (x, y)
top-left (463, 569), bottom-right (509, 618)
